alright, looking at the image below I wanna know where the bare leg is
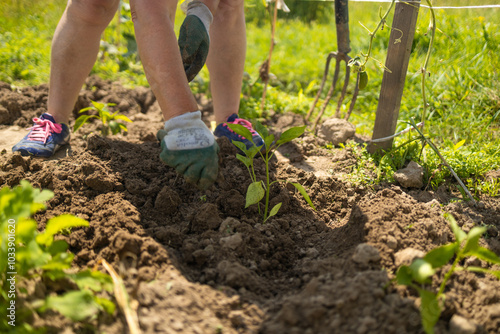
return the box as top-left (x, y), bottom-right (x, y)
top-left (48, 0), bottom-right (120, 124)
top-left (206, 0), bottom-right (246, 123)
top-left (130, 0), bottom-right (198, 121)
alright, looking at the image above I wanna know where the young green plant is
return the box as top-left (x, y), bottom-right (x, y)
top-left (396, 213), bottom-right (500, 334)
top-left (73, 100), bottom-right (132, 136)
top-left (228, 123), bottom-right (315, 222)
top-left (1, 181), bottom-right (114, 333)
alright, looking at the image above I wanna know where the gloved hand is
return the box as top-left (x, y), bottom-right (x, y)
top-left (157, 111), bottom-right (219, 190)
top-left (178, 1), bottom-right (213, 82)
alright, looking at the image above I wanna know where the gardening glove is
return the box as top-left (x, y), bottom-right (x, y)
top-left (178, 0), bottom-right (213, 82)
top-left (157, 111), bottom-right (219, 190)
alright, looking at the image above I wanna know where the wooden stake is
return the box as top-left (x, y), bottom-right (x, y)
top-left (368, 0), bottom-right (420, 154)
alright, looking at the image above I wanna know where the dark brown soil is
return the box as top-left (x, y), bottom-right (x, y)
top-left (1, 77), bottom-right (500, 334)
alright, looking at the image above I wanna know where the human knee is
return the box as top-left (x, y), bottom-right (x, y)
top-left (129, 0), bottom-right (177, 24)
top-left (217, 0), bottom-right (244, 13)
top-left (67, 0), bottom-right (120, 27)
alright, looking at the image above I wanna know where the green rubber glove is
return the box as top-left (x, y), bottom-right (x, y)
top-left (178, 1), bottom-right (212, 82)
top-left (157, 111), bottom-right (219, 190)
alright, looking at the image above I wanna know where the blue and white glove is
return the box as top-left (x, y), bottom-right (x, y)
top-left (178, 1), bottom-right (213, 82)
top-left (157, 111), bottom-right (219, 190)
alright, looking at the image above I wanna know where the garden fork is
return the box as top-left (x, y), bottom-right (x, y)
top-left (306, 0), bottom-right (360, 132)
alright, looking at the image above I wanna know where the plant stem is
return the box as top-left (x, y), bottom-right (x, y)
top-left (263, 153), bottom-right (271, 220)
top-left (409, 119), bottom-right (476, 204)
top-left (361, 0), bottom-right (396, 68)
top-left (420, 0), bottom-right (436, 130)
top-left (437, 250), bottom-right (463, 297)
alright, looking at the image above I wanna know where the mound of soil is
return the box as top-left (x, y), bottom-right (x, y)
top-left (1, 77), bottom-right (500, 333)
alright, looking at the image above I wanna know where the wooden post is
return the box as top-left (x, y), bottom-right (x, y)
top-left (368, 0), bottom-right (420, 154)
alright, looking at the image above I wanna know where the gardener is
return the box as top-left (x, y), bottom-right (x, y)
top-left (12, 0), bottom-right (264, 190)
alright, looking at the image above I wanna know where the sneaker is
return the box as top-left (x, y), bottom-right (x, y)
top-left (213, 114), bottom-right (264, 150)
top-left (12, 113), bottom-right (70, 157)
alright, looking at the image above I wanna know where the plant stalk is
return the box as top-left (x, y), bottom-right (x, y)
top-left (361, 0), bottom-right (396, 67)
top-left (263, 153), bottom-right (271, 220)
top-left (420, 0), bottom-right (436, 131)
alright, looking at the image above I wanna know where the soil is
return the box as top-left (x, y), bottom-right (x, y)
top-left (1, 77), bottom-right (500, 334)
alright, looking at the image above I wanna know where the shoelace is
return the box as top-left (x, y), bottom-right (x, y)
top-left (27, 117), bottom-right (62, 144)
top-left (225, 118), bottom-right (257, 139)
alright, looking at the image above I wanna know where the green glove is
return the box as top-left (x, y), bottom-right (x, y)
top-left (178, 1), bottom-right (212, 82)
top-left (157, 111), bottom-right (219, 190)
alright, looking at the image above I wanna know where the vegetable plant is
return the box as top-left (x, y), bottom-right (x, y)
top-left (1, 181), bottom-right (114, 333)
top-left (73, 100), bottom-right (132, 136)
top-left (396, 213), bottom-right (500, 334)
top-left (228, 122), bottom-right (315, 222)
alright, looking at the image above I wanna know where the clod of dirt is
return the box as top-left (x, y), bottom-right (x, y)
top-left (219, 232), bottom-right (243, 250)
top-left (154, 186), bottom-right (181, 215)
top-left (352, 243), bottom-right (381, 265)
top-left (219, 217), bottom-right (241, 235)
top-left (317, 117), bottom-right (356, 145)
top-left (449, 314), bottom-right (477, 334)
top-left (191, 203), bottom-right (222, 232)
top-left (394, 248), bottom-right (425, 267)
top-left (394, 161), bottom-right (424, 188)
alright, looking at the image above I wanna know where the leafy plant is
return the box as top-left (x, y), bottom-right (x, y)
top-left (228, 123), bottom-right (315, 222)
top-left (73, 100), bottom-right (132, 136)
top-left (396, 213), bottom-right (500, 334)
top-left (0, 181), bottom-right (114, 333)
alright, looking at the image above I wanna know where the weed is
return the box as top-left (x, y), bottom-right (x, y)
top-left (74, 100), bottom-right (132, 136)
top-left (0, 181), bottom-right (114, 332)
top-left (228, 122), bottom-right (315, 222)
top-left (396, 213), bottom-right (500, 334)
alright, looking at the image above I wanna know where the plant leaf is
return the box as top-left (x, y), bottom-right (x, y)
top-left (228, 124), bottom-right (254, 145)
top-left (445, 213), bottom-right (466, 243)
top-left (245, 181), bottom-right (265, 208)
top-left (232, 140), bottom-right (249, 156)
top-left (466, 266), bottom-right (500, 279)
top-left (453, 139), bottom-right (466, 151)
top-left (42, 290), bottom-right (101, 321)
top-left (276, 125), bottom-right (306, 145)
top-left (78, 107), bottom-right (94, 113)
top-left (409, 259), bottom-right (435, 284)
top-left (47, 240), bottom-right (69, 256)
top-left (113, 114), bottom-right (133, 123)
top-left (70, 269), bottom-right (114, 292)
top-left (33, 189), bottom-right (54, 203)
top-left (73, 115), bottom-right (94, 132)
top-left (264, 134), bottom-right (275, 151)
top-left (463, 226), bottom-right (487, 254)
top-left (255, 121), bottom-right (269, 138)
top-left (236, 154), bottom-right (252, 168)
top-left (291, 182), bottom-right (316, 210)
top-left (266, 202), bottom-right (282, 221)
top-left (424, 243), bottom-right (458, 268)
top-left (36, 214), bottom-right (89, 246)
top-left (396, 265), bottom-right (413, 286)
top-left (41, 252), bottom-right (74, 270)
top-left (95, 297), bottom-right (116, 315)
top-left (416, 287), bottom-right (440, 334)
top-left (465, 246), bottom-right (500, 264)
top-left (118, 123), bottom-right (128, 132)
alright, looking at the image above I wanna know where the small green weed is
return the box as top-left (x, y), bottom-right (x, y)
top-left (228, 123), bottom-right (315, 222)
top-left (1, 181), bottom-right (114, 332)
top-left (396, 213), bottom-right (500, 334)
top-left (74, 100), bottom-right (132, 136)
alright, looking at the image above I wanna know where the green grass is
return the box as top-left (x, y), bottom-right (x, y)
top-left (0, 0), bottom-right (499, 197)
